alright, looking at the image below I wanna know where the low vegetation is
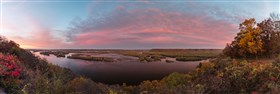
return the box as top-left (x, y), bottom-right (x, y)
top-left (68, 54), bottom-right (114, 62)
top-left (117, 49), bottom-right (221, 62)
top-left (176, 56), bottom-right (209, 61)
top-left (40, 51), bottom-right (68, 57)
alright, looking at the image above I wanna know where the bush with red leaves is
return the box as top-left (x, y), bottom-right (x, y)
top-left (0, 53), bottom-right (21, 78)
top-left (0, 53), bottom-right (22, 93)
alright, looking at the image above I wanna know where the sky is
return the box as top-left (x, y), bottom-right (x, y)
top-left (1, 0), bottom-right (279, 49)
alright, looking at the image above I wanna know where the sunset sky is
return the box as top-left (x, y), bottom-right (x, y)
top-left (1, 0), bottom-right (279, 49)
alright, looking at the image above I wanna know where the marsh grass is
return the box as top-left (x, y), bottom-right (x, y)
top-left (68, 54), bottom-right (114, 62)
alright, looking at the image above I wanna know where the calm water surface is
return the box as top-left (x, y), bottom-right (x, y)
top-left (33, 52), bottom-right (201, 85)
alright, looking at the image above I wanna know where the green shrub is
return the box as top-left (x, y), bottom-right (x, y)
top-left (163, 72), bottom-right (188, 87)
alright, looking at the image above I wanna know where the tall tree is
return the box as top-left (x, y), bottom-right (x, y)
top-left (224, 18), bottom-right (263, 58)
top-left (238, 18), bottom-right (263, 57)
top-left (257, 19), bottom-right (279, 57)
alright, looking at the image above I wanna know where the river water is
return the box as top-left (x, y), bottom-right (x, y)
top-left (33, 52), bottom-right (201, 85)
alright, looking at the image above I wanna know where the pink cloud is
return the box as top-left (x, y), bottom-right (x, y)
top-left (5, 3), bottom-right (240, 49)
top-left (4, 17), bottom-right (68, 49)
top-left (141, 36), bottom-right (177, 43)
top-left (73, 31), bottom-right (115, 46)
top-left (67, 7), bottom-right (238, 49)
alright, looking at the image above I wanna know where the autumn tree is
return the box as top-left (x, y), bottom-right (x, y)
top-left (239, 18), bottom-right (263, 57)
top-left (224, 18), bottom-right (263, 58)
top-left (257, 18), bottom-right (280, 57)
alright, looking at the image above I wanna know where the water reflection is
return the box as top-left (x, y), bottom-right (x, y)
top-left (33, 52), bottom-right (201, 85)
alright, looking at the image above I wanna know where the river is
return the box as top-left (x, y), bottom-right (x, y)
top-left (33, 51), bottom-right (202, 85)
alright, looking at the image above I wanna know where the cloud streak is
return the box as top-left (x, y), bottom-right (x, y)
top-left (66, 3), bottom-right (239, 49)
